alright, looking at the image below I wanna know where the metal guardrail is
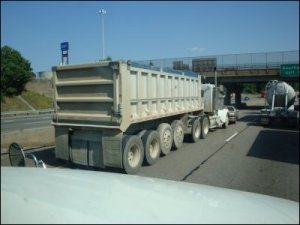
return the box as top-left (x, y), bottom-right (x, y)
top-left (1, 109), bottom-right (54, 118)
top-left (216, 62), bottom-right (285, 71)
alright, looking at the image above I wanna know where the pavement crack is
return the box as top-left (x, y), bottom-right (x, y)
top-left (180, 126), bottom-right (250, 182)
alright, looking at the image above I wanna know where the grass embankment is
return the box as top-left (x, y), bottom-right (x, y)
top-left (1, 96), bottom-right (30, 111)
top-left (21, 91), bottom-right (53, 109)
top-left (1, 91), bottom-right (53, 111)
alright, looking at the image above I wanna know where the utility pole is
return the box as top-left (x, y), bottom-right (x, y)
top-left (99, 9), bottom-right (106, 59)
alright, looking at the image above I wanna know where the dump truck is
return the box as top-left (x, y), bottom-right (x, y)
top-left (260, 80), bottom-right (298, 126)
top-left (52, 60), bottom-right (229, 174)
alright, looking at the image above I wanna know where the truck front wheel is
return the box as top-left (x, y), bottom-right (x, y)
top-left (190, 118), bottom-right (201, 143)
top-left (122, 135), bottom-right (144, 174)
top-left (200, 117), bottom-right (209, 139)
top-left (223, 114), bottom-right (229, 129)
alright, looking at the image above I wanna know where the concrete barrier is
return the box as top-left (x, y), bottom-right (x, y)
top-left (1, 127), bottom-right (54, 154)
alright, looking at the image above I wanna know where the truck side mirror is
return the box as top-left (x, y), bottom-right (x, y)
top-left (8, 142), bottom-right (47, 168)
top-left (9, 142), bottom-right (26, 167)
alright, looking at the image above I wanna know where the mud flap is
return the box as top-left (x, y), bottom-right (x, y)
top-left (102, 132), bottom-right (123, 169)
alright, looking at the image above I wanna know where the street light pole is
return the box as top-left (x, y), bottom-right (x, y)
top-left (99, 9), bottom-right (106, 60)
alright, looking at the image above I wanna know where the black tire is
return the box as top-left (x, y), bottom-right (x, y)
top-left (233, 114), bottom-right (238, 123)
top-left (157, 123), bottom-right (173, 155)
top-left (190, 118), bottom-right (201, 143)
top-left (200, 116), bottom-right (209, 139)
top-left (137, 129), bottom-right (147, 138)
top-left (141, 130), bottom-right (161, 165)
top-left (260, 116), bottom-right (270, 126)
top-left (171, 120), bottom-right (184, 149)
top-left (122, 135), bottom-right (144, 174)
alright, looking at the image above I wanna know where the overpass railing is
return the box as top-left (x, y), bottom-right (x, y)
top-left (135, 50), bottom-right (299, 72)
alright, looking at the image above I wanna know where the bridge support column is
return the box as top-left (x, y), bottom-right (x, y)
top-left (234, 83), bottom-right (244, 109)
top-left (224, 93), bottom-right (231, 105)
top-left (235, 91), bottom-right (242, 108)
top-left (223, 84), bottom-right (236, 105)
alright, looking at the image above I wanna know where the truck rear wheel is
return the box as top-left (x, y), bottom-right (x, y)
top-left (137, 129), bottom-right (147, 138)
top-left (157, 123), bottom-right (173, 156)
top-left (141, 130), bottom-right (160, 165)
top-left (200, 117), bottom-right (209, 139)
top-left (171, 120), bottom-right (184, 149)
top-left (122, 135), bottom-right (144, 174)
top-left (190, 118), bottom-right (201, 143)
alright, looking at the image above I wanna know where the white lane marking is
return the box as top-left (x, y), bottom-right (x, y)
top-left (226, 132), bottom-right (238, 142)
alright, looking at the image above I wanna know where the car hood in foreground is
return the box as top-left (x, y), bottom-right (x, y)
top-left (1, 167), bottom-right (299, 224)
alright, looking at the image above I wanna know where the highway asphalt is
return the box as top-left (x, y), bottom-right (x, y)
top-left (1, 95), bottom-right (299, 201)
top-left (1, 110), bottom-right (299, 202)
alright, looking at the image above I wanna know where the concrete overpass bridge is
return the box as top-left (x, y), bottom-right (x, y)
top-left (203, 67), bottom-right (299, 107)
top-left (137, 50), bottom-right (299, 108)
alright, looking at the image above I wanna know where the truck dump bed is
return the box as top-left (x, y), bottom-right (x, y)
top-left (52, 61), bottom-right (203, 132)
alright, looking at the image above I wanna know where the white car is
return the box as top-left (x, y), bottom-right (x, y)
top-left (1, 167), bottom-right (299, 224)
top-left (227, 105), bottom-right (239, 123)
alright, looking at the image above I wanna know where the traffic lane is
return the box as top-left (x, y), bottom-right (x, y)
top-left (184, 124), bottom-right (299, 202)
top-left (137, 114), bottom-right (254, 181)
top-left (2, 112), bottom-right (298, 202)
top-left (1, 114), bottom-right (251, 171)
top-left (0, 118), bottom-right (245, 171)
top-left (1, 114), bottom-right (52, 132)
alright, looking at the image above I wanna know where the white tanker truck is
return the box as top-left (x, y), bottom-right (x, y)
top-left (260, 80), bottom-right (298, 126)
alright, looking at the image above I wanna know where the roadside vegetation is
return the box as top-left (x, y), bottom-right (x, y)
top-left (1, 45), bottom-right (53, 112)
top-left (1, 46), bottom-right (35, 101)
top-left (21, 91), bottom-right (53, 109)
top-left (1, 91), bottom-right (53, 111)
top-left (1, 95), bottom-right (30, 111)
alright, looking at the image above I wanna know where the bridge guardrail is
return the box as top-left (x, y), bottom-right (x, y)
top-left (217, 62), bottom-right (284, 71)
top-left (137, 50), bottom-right (299, 72)
top-left (1, 109), bottom-right (54, 118)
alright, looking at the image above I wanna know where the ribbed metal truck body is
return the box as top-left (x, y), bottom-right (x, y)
top-left (52, 61), bottom-right (207, 171)
top-left (53, 61), bottom-right (203, 131)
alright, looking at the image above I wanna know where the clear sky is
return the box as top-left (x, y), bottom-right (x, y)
top-left (1, 1), bottom-right (299, 73)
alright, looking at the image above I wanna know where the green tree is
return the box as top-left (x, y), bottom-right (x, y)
top-left (1, 46), bottom-right (33, 98)
top-left (99, 56), bottom-right (112, 61)
top-left (243, 83), bottom-right (257, 94)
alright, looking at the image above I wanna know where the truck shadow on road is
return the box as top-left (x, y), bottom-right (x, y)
top-left (246, 129), bottom-right (299, 165)
top-left (239, 114), bottom-right (299, 131)
top-left (238, 114), bottom-right (260, 125)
